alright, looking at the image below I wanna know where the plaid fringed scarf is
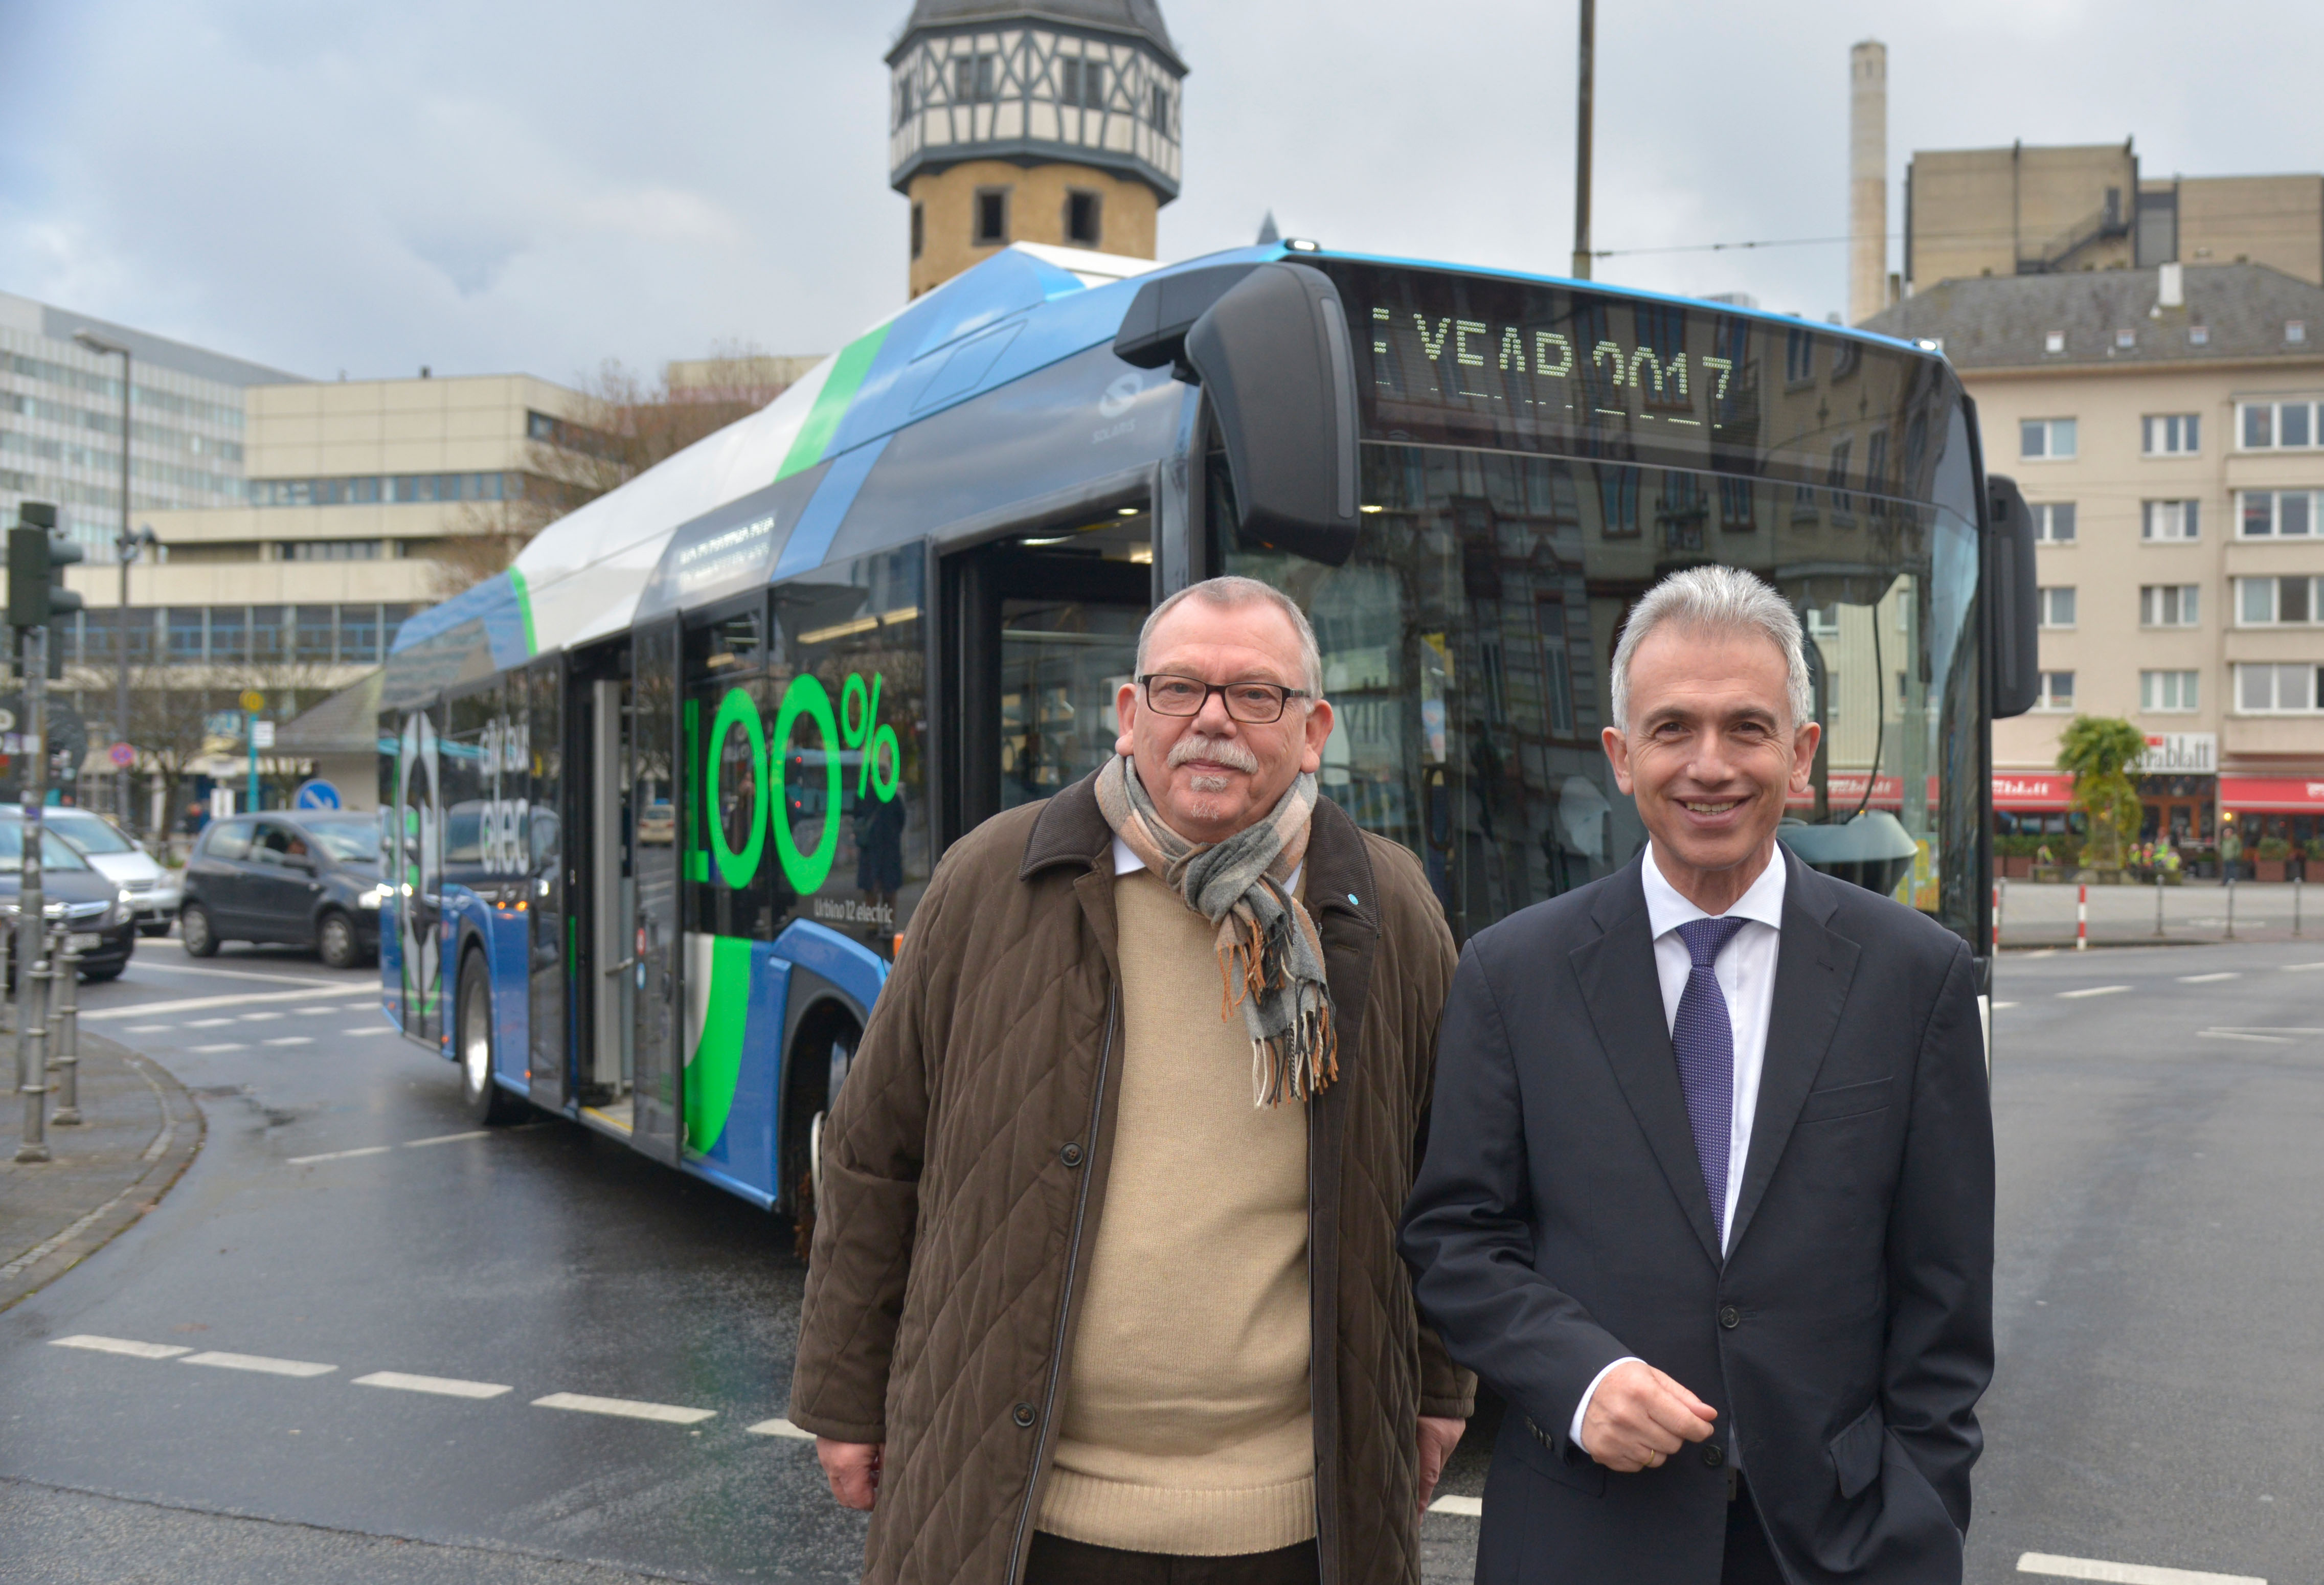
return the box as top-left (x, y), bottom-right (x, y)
top-left (1095, 754), bottom-right (1338, 1106)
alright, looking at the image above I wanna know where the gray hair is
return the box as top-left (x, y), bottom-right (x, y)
top-left (1135, 575), bottom-right (1325, 696)
top-left (1610, 565), bottom-right (1813, 731)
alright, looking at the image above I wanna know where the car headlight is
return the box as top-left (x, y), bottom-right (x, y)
top-left (359, 884), bottom-right (388, 909)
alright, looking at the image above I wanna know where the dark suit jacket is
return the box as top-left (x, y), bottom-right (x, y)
top-left (1401, 848), bottom-right (1993, 1584)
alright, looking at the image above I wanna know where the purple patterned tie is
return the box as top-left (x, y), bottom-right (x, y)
top-left (1673, 915), bottom-right (1749, 1249)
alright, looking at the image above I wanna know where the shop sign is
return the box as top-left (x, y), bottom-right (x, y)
top-left (2137, 732), bottom-right (2216, 774)
top-left (1992, 773), bottom-right (2076, 810)
top-left (2218, 776), bottom-right (2324, 811)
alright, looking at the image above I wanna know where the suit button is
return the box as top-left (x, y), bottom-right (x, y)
top-left (1012, 1402), bottom-right (1037, 1428)
top-left (1059, 1142), bottom-right (1084, 1169)
top-left (1718, 1306), bottom-right (1741, 1329)
top-left (1703, 1443), bottom-right (1725, 1468)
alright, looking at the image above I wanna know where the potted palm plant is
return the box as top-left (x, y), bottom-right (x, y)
top-left (2056, 716), bottom-right (2145, 882)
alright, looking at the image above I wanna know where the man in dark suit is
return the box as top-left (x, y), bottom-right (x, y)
top-left (1402, 565), bottom-right (1993, 1584)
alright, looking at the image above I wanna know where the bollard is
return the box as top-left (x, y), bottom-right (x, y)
top-left (2077, 884), bottom-right (2088, 951)
top-left (14, 947), bottom-right (51, 1164)
top-left (2156, 871), bottom-right (2167, 938)
top-left (48, 924), bottom-right (81, 1127)
top-left (2296, 874), bottom-right (2305, 939)
top-left (2225, 870), bottom-right (2236, 941)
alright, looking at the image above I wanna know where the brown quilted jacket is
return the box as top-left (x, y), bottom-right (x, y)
top-left (789, 773), bottom-right (1475, 1585)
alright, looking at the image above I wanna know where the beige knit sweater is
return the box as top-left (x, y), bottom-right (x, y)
top-left (1038, 866), bottom-right (1315, 1555)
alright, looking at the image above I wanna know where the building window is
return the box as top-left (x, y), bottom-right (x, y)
top-left (2238, 576), bottom-right (2320, 625)
top-left (2239, 490), bottom-right (2319, 537)
top-left (2033, 502), bottom-right (2077, 542)
top-left (2142, 414), bottom-right (2200, 455)
top-left (2140, 584), bottom-right (2200, 626)
top-left (954, 53), bottom-right (999, 104)
top-left (295, 606), bottom-right (335, 663)
top-left (911, 202), bottom-right (924, 260)
top-left (2036, 671), bottom-right (2076, 711)
top-left (2043, 330), bottom-right (2066, 355)
top-left (2291, 321), bottom-right (2309, 345)
top-left (1784, 328), bottom-right (1815, 386)
top-left (2020, 417), bottom-right (2077, 459)
top-left (2235, 663), bottom-right (2322, 713)
top-left (1059, 57), bottom-right (1105, 109)
top-left (1717, 475), bottom-right (1757, 532)
top-left (2039, 585), bottom-right (2076, 628)
top-left (2141, 670), bottom-right (2200, 712)
top-left (339, 605), bottom-right (381, 664)
top-left (1148, 82), bottom-right (1171, 133)
top-left (2115, 328), bottom-right (2136, 350)
top-left (2141, 499), bottom-right (2200, 540)
top-left (166, 607), bottom-right (205, 662)
top-left (974, 187), bottom-right (1009, 246)
top-left (2188, 325), bottom-right (2210, 346)
top-left (1065, 190), bottom-right (1102, 247)
top-left (280, 540), bottom-right (383, 561)
top-left (2238, 400), bottom-right (2320, 450)
top-left (895, 75), bottom-right (915, 128)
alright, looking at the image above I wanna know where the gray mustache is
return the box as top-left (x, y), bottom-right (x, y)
top-left (1167, 734), bottom-right (1259, 774)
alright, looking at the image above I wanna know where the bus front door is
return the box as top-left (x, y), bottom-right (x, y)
top-left (583, 676), bottom-right (636, 1129)
top-left (628, 620), bottom-right (683, 1164)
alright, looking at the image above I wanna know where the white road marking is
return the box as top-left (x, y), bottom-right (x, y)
top-left (2280, 962), bottom-right (2324, 972)
top-left (286, 1144), bottom-right (393, 1165)
top-left (130, 955), bottom-right (366, 988)
top-left (186, 1018), bottom-right (235, 1028)
top-left (49, 1335), bottom-right (191, 1360)
top-left (404, 1130), bottom-right (489, 1149)
top-left (2179, 972), bottom-right (2240, 983)
top-left (262, 1036), bottom-right (314, 1047)
top-left (2016, 1552), bottom-right (2264, 1585)
top-left (1429, 1495), bottom-right (1483, 1516)
top-left (2058, 985), bottom-right (2132, 1000)
top-left (1992, 1002), bottom-right (2020, 1010)
top-left (345, 1027), bottom-right (392, 1037)
top-left (746, 1417), bottom-right (816, 1439)
top-left (532, 1392), bottom-right (715, 1425)
top-left (191, 1043), bottom-right (247, 1053)
top-left (84, 985), bottom-right (374, 1022)
top-left (180, 1350), bottom-right (336, 1378)
top-left (241, 1012), bottom-right (284, 1023)
top-left (2198, 1030), bottom-right (2294, 1045)
top-left (354, 1371), bottom-right (511, 1399)
top-left (121, 1024), bottom-right (173, 1033)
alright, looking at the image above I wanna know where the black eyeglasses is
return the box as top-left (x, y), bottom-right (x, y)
top-left (1137, 673), bottom-right (1312, 723)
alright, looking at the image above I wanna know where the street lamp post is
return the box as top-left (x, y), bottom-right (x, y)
top-left (112, 524), bottom-right (157, 832)
top-left (72, 330), bottom-right (141, 830)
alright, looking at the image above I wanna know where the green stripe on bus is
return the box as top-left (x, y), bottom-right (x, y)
top-left (684, 934), bottom-right (754, 1152)
top-left (775, 326), bottom-right (890, 482)
top-left (508, 565), bottom-right (539, 656)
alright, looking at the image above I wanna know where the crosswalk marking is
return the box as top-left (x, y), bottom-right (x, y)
top-left (345, 1027), bottom-right (392, 1037)
top-left (354, 1371), bottom-right (512, 1399)
top-left (186, 1018), bottom-right (235, 1028)
top-left (2017, 1552), bottom-right (2264, 1585)
top-left (746, 1417), bottom-right (816, 1439)
top-left (180, 1350), bottom-right (336, 1378)
top-left (1429, 1495), bottom-right (1483, 1516)
top-left (192, 1043), bottom-right (247, 1053)
top-left (49, 1335), bottom-right (191, 1360)
top-left (404, 1130), bottom-right (490, 1148)
top-left (262, 1036), bottom-right (314, 1047)
top-left (122, 1024), bottom-right (173, 1033)
top-left (287, 1144), bottom-right (393, 1164)
top-left (2058, 985), bottom-right (2131, 1000)
top-left (532, 1392), bottom-right (715, 1425)
top-left (2179, 972), bottom-right (2240, 983)
top-left (83, 984), bottom-right (375, 1022)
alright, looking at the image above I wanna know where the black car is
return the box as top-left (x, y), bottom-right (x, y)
top-left (0, 817), bottom-right (137, 982)
top-left (180, 811), bottom-right (385, 969)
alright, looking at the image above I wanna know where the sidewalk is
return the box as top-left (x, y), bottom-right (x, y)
top-left (0, 1029), bottom-right (203, 1312)
top-left (1995, 876), bottom-right (2319, 949)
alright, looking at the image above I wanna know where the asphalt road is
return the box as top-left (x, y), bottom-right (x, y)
top-left (3, 933), bottom-right (2319, 1583)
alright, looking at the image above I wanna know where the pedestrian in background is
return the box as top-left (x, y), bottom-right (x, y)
top-left (1403, 565), bottom-right (1994, 1583)
top-left (791, 576), bottom-right (1472, 1585)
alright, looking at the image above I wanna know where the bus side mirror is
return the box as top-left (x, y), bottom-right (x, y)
top-left (1985, 473), bottom-right (2040, 718)
top-left (1115, 262), bottom-right (1362, 568)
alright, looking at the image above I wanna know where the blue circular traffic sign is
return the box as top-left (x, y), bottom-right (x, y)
top-left (294, 779), bottom-right (342, 809)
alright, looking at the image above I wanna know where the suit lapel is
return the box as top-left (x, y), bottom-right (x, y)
top-left (1572, 860), bottom-right (1723, 1266)
top-left (1726, 850), bottom-right (1861, 1256)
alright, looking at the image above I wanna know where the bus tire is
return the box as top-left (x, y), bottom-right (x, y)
top-left (457, 949), bottom-right (526, 1127)
top-left (783, 1009), bottom-right (859, 1262)
top-left (180, 903), bottom-right (220, 958)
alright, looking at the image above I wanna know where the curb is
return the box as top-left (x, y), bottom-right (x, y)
top-left (0, 1035), bottom-right (205, 1313)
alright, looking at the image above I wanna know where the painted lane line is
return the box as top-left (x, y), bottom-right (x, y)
top-left (2281, 962), bottom-right (2324, 972)
top-left (2197, 1030), bottom-right (2294, 1045)
top-left (49, 1335), bottom-right (191, 1361)
top-left (241, 1012), bottom-right (285, 1023)
top-left (404, 1130), bottom-right (490, 1149)
top-left (129, 956), bottom-right (368, 988)
top-left (345, 1027), bottom-right (391, 1037)
top-left (179, 1350), bottom-right (336, 1378)
top-left (297, 1005), bottom-right (341, 1014)
top-left (1428, 1495), bottom-right (1483, 1517)
top-left (191, 1043), bottom-right (247, 1053)
top-left (746, 1417), bottom-right (817, 1439)
top-left (1991, 1002), bottom-right (2020, 1010)
top-left (532, 1392), bottom-right (716, 1425)
top-left (262, 1036), bottom-right (314, 1047)
top-left (2016, 1552), bottom-right (2264, 1585)
top-left (354, 1371), bottom-right (512, 1399)
top-left (121, 1024), bottom-right (173, 1033)
top-left (2058, 985), bottom-right (2132, 1000)
top-left (286, 1144), bottom-right (394, 1165)
top-left (186, 1018), bottom-right (235, 1028)
top-left (83, 984), bottom-right (375, 1023)
top-left (2179, 972), bottom-right (2241, 983)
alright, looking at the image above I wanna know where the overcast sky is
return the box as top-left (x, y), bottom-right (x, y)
top-left (4, 1), bottom-right (2318, 387)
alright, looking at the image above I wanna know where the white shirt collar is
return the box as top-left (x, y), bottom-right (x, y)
top-left (1641, 840), bottom-right (1788, 940)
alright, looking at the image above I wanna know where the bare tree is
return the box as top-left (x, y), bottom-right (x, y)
top-left (428, 345), bottom-right (799, 599)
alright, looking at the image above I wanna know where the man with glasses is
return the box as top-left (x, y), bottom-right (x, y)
top-left (793, 576), bottom-right (1473, 1585)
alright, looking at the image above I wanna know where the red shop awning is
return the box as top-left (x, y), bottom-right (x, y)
top-left (2219, 775), bottom-right (2324, 812)
top-left (1992, 773), bottom-right (2077, 811)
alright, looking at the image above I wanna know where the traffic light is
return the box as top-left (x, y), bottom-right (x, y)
top-left (8, 502), bottom-right (85, 629)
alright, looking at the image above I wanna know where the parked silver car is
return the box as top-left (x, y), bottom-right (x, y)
top-left (38, 808), bottom-right (179, 937)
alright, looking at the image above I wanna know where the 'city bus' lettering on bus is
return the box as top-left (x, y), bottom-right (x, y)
top-left (699, 670), bottom-right (902, 896)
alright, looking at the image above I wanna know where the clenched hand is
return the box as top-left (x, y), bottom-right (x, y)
top-left (1581, 1361), bottom-right (1716, 1474)
top-left (817, 1438), bottom-right (884, 1510)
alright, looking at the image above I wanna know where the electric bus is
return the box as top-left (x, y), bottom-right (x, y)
top-left (378, 238), bottom-right (2039, 1215)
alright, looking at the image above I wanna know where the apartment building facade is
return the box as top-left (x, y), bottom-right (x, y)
top-left (1869, 262), bottom-right (2324, 852)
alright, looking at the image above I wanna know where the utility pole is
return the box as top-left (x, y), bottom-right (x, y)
top-left (11, 503), bottom-right (82, 1163)
top-left (73, 330), bottom-right (138, 830)
top-left (113, 523), bottom-right (156, 833)
top-left (1571, 0), bottom-right (1595, 280)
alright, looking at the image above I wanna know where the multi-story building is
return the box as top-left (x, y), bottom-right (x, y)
top-left (1, 290), bottom-right (297, 555)
top-left (1867, 261), bottom-right (2324, 852)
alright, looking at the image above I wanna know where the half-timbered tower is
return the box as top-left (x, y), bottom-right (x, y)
top-left (888, 1), bottom-right (1186, 296)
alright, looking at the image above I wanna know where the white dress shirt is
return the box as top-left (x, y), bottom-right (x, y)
top-left (1569, 841), bottom-right (1787, 1452)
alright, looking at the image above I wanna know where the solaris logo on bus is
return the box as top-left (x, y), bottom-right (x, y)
top-left (705, 670), bottom-right (900, 894)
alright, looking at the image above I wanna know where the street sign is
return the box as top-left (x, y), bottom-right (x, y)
top-left (294, 779), bottom-right (341, 809)
top-left (251, 720), bottom-right (276, 749)
top-left (238, 690), bottom-right (265, 713)
top-left (108, 741), bottom-right (134, 768)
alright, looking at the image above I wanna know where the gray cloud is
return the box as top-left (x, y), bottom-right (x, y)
top-left (3, 0), bottom-right (2317, 386)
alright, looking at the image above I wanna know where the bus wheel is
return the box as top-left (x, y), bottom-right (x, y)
top-left (457, 950), bottom-right (526, 1126)
top-left (785, 1014), bottom-right (858, 1262)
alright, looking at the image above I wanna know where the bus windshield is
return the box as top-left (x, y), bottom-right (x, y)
top-left (1223, 261), bottom-right (1982, 943)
